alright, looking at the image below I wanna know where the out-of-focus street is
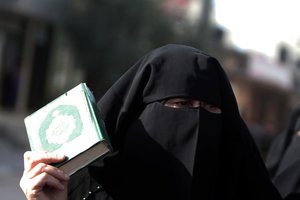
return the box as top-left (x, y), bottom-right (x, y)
top-left (0, 111), bottom-right (28, 200)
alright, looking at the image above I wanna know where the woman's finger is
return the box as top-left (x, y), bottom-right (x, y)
top-left (23, 151), bottom-right (66, 174)
top-left (31, 172), bottom-right (67, 190)
top-left (20, 171), bottom-right (66, 197)
top-left (26, 162), bottom-right (69, 181)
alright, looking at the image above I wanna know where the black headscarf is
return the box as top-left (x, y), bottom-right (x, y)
top-left (266, 106), bottom-right (300, 197)
top-left (69, 44), bottom-right (283, 200)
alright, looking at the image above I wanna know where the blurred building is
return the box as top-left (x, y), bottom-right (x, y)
top-left (238, 52), bottom-right (294, 134)
top-left (219, 48), bottom-right (296, 133)
top-left (0, 0), bottom-right (83, 114)
top-left (293, 56), bottom-right (300, 94)
top-left (214, 42), bottom-right (299, 159)
top-left (0, 0), bottom-right (214, 115)
top-left (202, 5), bottom-right (299, 141)
top-left (162, 0), bottom-right (213, 51)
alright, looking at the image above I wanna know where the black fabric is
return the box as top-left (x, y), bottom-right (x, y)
top-left (69, 44), bottom-right (284, 199)
top-left (286, 193), bottom-right (300, 200)
top-left (266, 106), bottom-right (300, 198)
top-left (68, 156), bottom-right (115, 200)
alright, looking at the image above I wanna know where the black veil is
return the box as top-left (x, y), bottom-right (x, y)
top-left (69, 44), bottom-right (282, 200)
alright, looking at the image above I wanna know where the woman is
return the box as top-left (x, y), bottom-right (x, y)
top-left (266, 106), bottom-right (300, 198)
top-left (20, 44), bottom-right (296, 199)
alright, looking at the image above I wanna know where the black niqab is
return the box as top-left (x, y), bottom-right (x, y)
top-left (69, 44), bottom-right (282, 200)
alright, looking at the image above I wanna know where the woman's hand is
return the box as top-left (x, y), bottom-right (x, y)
top-left (20, 151), bottom-right (70, 200)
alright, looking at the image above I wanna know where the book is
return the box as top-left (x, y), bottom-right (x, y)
top-left (24, 83), bottom-right (112, 176)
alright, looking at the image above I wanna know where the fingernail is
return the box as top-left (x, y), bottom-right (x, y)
top-left (56, 154), bottom-right (66, 159)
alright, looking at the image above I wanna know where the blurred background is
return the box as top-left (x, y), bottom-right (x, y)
top-left (1, 0), bottom-right (300, 199)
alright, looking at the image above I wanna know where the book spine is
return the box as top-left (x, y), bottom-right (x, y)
top-left (83, 84), bottom-right (111, 147)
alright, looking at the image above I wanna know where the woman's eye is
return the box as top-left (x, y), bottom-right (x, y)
top-left (164, 99), bottom-right (198, 108)
top-left (163, 98), bottom-right (222, 114)
top-left (175, 101), bottom-right (189, 106)
top-left (167, 100), bottom-right (190, 108)
top-left (201, 102), bottom-right (222, 114)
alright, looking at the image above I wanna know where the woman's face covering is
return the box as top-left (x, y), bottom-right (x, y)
top-left (96, 44), bottom-right (281, 200)
top-left (121, 45), bottom-right (223, 171)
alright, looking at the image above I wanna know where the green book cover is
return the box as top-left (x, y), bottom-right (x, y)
top-left (24, 83), bottom-right (111, 175)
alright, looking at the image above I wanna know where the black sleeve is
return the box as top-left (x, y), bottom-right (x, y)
top-left (67, 167), bottom-right (114, 200)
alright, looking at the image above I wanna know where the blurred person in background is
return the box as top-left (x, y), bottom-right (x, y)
top-left (20, 44), bottom-right (299, 200)
top-left (266, 106), bottom-right (300, 198)
top-left (244, 113), bottom-right (274, 160)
